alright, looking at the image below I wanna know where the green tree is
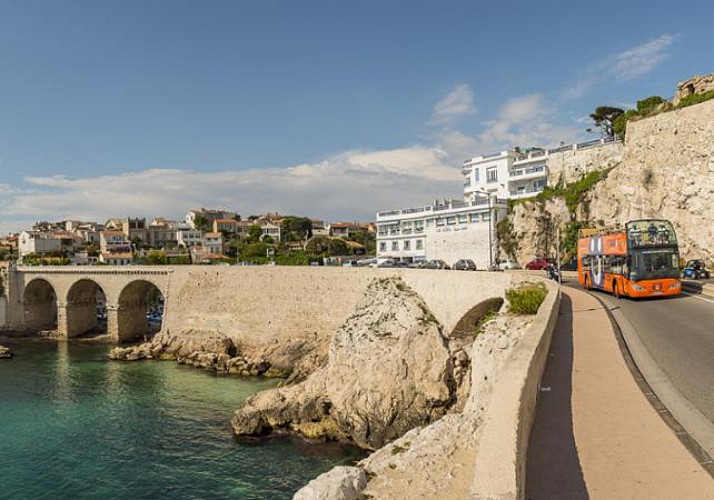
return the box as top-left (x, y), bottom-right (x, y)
top-left (247, 225), bottom-right (263, 243)
top-left (193, 214), bottom-right (210, 231)
top-left (280, 216), bottom-right (312, 242)
top-left (636, 96), bottom-right (666, 115)
top-left (589, 106), bottom-right (624, 139)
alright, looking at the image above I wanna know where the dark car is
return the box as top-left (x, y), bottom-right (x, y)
top-left (682, 259), bottom-right (710, 279)
top-left (525, 257), bottom-right (552, 270)
top-left (425, 259), bottom-right (450, 270)
top-left (453, 259), bottom-right (477, 271)
top-left (560, 258), bottom-right (578, 271)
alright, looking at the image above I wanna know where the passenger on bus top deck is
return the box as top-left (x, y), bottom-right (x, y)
top-left (648, 223), bottom-right (657, 243)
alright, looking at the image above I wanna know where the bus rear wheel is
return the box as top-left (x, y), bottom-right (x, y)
top-left (613, 280), bottom-right (620, 299)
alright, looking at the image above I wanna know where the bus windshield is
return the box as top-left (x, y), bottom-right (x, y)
top-left (629, 248), bottom-right (680, 281)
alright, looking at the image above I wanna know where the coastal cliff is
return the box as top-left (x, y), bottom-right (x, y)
top-left (504, 98), bottom-right (714, 264)
top-left (231, 277), bottom-right (460, 450)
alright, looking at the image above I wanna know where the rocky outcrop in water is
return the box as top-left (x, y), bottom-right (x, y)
top-left (231, 277), bottom-right (456, 450)
top-left (0, 345), bottom-right (13, 359)
top-left (109, 331), bottom-right (278, 376)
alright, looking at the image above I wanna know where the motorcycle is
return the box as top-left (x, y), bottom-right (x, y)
top-left (546, 264), bottom-right (561, 282)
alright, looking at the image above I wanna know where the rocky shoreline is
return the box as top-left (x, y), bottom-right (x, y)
top-left (108, 329), bottom-right (328, 383)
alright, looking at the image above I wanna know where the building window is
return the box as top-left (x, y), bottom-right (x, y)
top-left (469, 213), bottom-right (480, 223)
top-left (379, 242), bottom-right (386, 252)
top-left (474, 168), bottom-right (479, 182)
top-left (487, 167), bottom-right (498, 183)
top-left (446, 216), bottom-right (456, 225)
top-left (436, 218), bottom-right (445, 227)
top-left (416, 239), bottom-right (423, 250)
top-left (392, 241), bottom-right (399, 251)
top-left (482, 213), bottom-right (491, 222)
top-left (426, 219), bottom-right (434, 228)
top-left (458, 214), bottom-right (468, 223)
top-left (403, 240), bottom-right (410, 250)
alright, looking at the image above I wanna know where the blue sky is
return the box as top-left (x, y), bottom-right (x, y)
top-left (1, 0), bottom-right (713, 232)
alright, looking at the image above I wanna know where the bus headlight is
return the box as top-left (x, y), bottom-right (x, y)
top-left (631, 284), bottom-right (646, 291)
top-left (668, 282), bottom-right (681, 290)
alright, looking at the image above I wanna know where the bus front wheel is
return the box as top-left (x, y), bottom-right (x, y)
top-left (584, 275), bottom-right (590, 290)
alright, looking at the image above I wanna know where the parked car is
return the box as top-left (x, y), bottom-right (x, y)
top-left (453, 259), bottom-right (477, 271)
top-left (525, 257), bottom-right (552, 270)
top-left (560, 258), bottom-right (578, 271)
top-left (342, 260), bottom-right (358, 267)
top-left (498, 259), bottom-right (521, 270)
top-left (376, 259), bottom-right (396, 268)
top-left (425, 259), bottom-right (450, 270)
top-left (682, 259), bottom-right (710, 279)
top-left (408, 261), bottom-right (427, 269)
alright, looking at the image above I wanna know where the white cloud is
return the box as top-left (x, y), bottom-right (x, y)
top-left (478, 94), bottom-right (581, 151)
top-left (0, 146), bottom-right (464, 230)
top-left (430, 84), bottom-right (476, 125)
top-left (563, 34), bottom-right (676, 100)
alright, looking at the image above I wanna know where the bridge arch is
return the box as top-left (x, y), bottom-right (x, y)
top-left (23, 278), bottom-right (58, 333)
top-left (117, 279), bottom-right (164, 343)
top-left (449, 297), bottom-right (505, 338)
top-left (65, 279), bottom-right (107, 338)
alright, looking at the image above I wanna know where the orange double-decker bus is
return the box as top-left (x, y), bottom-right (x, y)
top-left (577, 219), bottom-right (681, 298)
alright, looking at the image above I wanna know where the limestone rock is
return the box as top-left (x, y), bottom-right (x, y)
top-left (0, 345), bottom-right (13, 359)
top-left (232, 277), bottom-right (455, 450)
top-left (293, 466), bottom-right (367, 500)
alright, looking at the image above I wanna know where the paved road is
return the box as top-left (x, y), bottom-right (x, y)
top-left (565, 277), bottom-right (714, 451)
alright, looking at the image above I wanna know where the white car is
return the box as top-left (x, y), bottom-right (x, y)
top-left (498, 259), bottom-right (521, 270)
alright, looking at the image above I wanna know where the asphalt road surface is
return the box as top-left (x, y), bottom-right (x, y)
top-left (565, 277), bottom-right (714, 453)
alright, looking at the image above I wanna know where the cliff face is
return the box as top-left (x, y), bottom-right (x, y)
top-left (508, 99), bottom-right (714, 264)
top-left (231, 277), bottom-right (464, 450)
top-left (590, 99), bottom-right (714, 261)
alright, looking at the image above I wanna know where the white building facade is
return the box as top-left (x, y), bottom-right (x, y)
top-left (376, 197), bottom-right (507, 270)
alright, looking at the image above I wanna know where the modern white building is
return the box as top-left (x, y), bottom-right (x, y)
top-left (462, 147), bottom-right (549, 201)
top-left (376, 196), bottom-right (507, 269)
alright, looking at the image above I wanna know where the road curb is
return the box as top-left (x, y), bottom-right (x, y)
top-left (586, 291), bottom-right (714, 477)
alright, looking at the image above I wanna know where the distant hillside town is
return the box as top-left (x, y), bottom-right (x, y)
top-left (0, 210), bottom-right (376, 266)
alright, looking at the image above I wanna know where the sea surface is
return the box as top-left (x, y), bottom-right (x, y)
top-left (0, 339), bottom-right (362, 499)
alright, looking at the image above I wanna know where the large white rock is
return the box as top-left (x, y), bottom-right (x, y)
top-left (232, 277), bottom-right (455, 450)
top-left (293, 466), bottom-right (367, 500)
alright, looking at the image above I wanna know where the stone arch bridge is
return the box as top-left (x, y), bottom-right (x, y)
top-left (3, 266), bottom-right (172, 342)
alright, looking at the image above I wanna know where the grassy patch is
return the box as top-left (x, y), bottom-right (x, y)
top-left (506, 282), bottom-right (548, 315)
top-left (391, 441), bottom-right (411, 455)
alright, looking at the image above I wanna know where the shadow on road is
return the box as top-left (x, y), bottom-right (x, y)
top-left (525, 293), bottom-right (588, 500)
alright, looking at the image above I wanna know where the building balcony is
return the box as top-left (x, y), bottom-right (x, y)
top-left (509, 165), bottom-right (545, 178)
top-left (509, 186), bottom-right (545, 198)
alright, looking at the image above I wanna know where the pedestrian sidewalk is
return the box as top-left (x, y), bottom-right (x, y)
top-left (526, 287), bottom-right (714, 499)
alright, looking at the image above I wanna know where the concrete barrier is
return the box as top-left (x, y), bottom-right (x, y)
top-left (470, 279), bottom-right (560, 499)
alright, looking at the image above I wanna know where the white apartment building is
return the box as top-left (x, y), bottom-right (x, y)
top-left (177, 229), bottom-right (204, 248)
top-left (462, 147), bottom-right (548, 201)
top-left (376, 197), bottom-right (507, 269)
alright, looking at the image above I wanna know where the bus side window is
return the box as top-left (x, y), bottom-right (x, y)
top-left (582, 255), bottom-right (590, 267)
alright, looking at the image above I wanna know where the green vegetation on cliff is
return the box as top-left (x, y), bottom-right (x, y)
top-left (506, 283), bottom-right (547, 315)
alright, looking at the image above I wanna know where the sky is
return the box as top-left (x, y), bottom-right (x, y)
top-left (1, 0), bottom-right (713, 233)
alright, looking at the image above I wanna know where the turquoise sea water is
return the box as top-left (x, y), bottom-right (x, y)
top-left (0, 340), bottom-right (362, 499)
